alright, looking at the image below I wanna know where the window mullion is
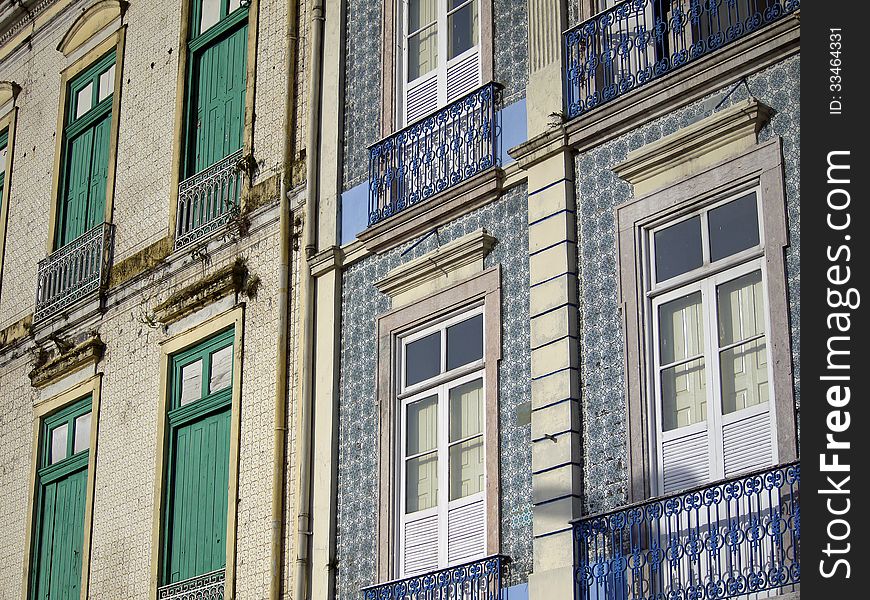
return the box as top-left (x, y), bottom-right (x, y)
top-left (437, 380), bottom-right (449, 568)
top-left (438, 0), bottom-right (448, 106)
top-left (703, 277), bottom-right (725, 480)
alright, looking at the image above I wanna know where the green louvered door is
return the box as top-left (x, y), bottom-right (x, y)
top-left (33, 465), bottom-right (88, 600)
top-left (187, 15), bottom-right (247, 176)
top-left (165, 408), bottom-right (231, 582)
top-left (56, 54), bottom-right (115, 249)
top-left (31, 398), bottom-right (92, 600)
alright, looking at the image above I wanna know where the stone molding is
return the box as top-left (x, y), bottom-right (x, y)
top-left (613, 98), bottom-right (773, 196)
top-left (375, 229), bottom-right (497, 307)
top-left (29, 334), bottom-right (104, 388)
top-left (57, 0), bottom-right (128, 56)
top-left (152, 259), bottom-right (248, 326)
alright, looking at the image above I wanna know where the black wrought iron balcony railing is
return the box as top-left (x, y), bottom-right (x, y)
top-left (367, 82), bottom-right (501, 228)
top-left (157, 569), bottom-right (225, 600)
top-left (573, 462), bottom-right (800, 600)
top-left (563, 0), bottom-right (800, 119)
top-left (175, 149), bottom-right (243, 250)
top-left (35, 222), bottom-right (114, 322)
top-left (361, 555), bottom-right (510, 600)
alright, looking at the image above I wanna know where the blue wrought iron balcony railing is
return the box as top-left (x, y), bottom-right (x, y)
top-left (361, 555), bottom-right (510, 600)
top-left (157, 568), bottom-right (225, 600)
top-left (175, 149), bottom-right (243, 250)
top-left (563, 0), bottom-right (800, 120)
top-left (367, 82), bottom-right (501, 228)
top-left (573, 462), bottom-right (800, 600)
top-left (35, 222), bottom-right (114, 323)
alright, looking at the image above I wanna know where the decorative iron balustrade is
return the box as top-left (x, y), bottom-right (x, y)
top-left (361, 555), bottom-right (510, 600)
top-left (35, 222), bottom-right (113, 322)
top-left (573, 462), bottom-right (800, 600)
top-left (367, 82), bottom-right (501, 227)
top-left (563, 0), bottom-right (800, 119)
top-left (175, 149), bottom-right (244, 250)
top-left (157, 569), bottom-right (225, 600)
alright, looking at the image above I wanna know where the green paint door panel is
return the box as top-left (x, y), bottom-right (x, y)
top-left (33, 466), bottom-right (88, 600)
top-left (189, 24), bottom-right (247, 175)
top-left (58, 114), bottom-right (110, 247)
top-left (166, 407), bottom-right (231, 582)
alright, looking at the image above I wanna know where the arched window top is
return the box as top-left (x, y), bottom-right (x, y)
top-left (0, 81), bottom-right (20, 112)
top-left (57, 0), bottom-right (128, 56)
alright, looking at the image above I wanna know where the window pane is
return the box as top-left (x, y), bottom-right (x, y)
top-left (658, 292), bottom-right (704, 365)
top-left (406, 452), bottom-right (438, 513)
top-left (409, 0), bottom-right (437, 32)
top-left (654, 216), bottom-right (703, 282)
top-left (209, 345), bottom-right (233, 393)
top-left (407, 395), bottom-right (438, 455)
top-left (709, 193), bottom-right (760, 262)
top-left (408, 23), bottom-right (438, 81)
top-left (98, 64), bottom-right (115, 102)
top-left (200, 0), bottom-right (221, 33)
top-left (448, 0), bottom-right (478, 60)
top-left (228, 0), bottom-right (241, 14)
top-left (405, 332), bottom-right (440, 386)
top-left (449, 436), bottom-right (483, 500)
top-left (50, 424), bottom-right (68, 464)
top-left (446, 314), bottom-right (483, 371)
top-left (75, 83), bottom-right (93, 119)
top-left (449, 378), bottom-right (483, 442)
top-left (721, 338), bottom-right (769, 414)
top-left (73, 413), bottom-right (91, 454)
top-left (717, 270), bottom-right (765, 347)
top-left (661, 358), bottom-right (706, 431)
top-left (179, 359), bottom-right (203, 406)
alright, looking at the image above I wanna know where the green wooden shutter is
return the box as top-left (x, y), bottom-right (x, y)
top-left (186, 8), bottom-right (248, 177)
top-left (166, 408), bottom-right (231, 582)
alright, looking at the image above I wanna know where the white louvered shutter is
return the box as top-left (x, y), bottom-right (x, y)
top-left (447, 497), bottom-right (486, 564)
top-left (445, 48), bottom-right (481, 103)
top-left (402, 513), bottom-right (440, 576)
top-left (660, 429), bottom-right (710, 495)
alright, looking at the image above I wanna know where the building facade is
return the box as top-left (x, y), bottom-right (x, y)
top-left (0, 1), bottom-right (801, 600)
top-left (0, 0), bottom-right (309, 599)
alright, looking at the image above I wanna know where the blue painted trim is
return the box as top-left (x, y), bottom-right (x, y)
top-left (532, 428), bottom-right (580, 444)
top-left (531, 397), bottom-right (578, 412)
top-left (530, 334), bottom-right (578, 352)
top-left (530, 270), bottom-right (578, 289)
top-left (529, 177), bottom-right (572, 197)
top-left (529, 238), bottom-right (575, 258)
top-left (531, 366), bottom-right (579, 382)
top-left (530, 301), bottom-right (578, 320)
top-left (528, 208), bottom-right (576, 228)
top-left (533, 493), bottom-right (582, 507)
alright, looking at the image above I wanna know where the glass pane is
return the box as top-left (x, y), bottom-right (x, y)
top-left (209, 345), bottom-right (233, 393)
top-left (75, 83), bottom-right (93, 119)
top-left (406, 452), bottom-right (438, 513)
top-left (449, 436), bottom-right (484, 500)
top-left (654, 216), bottom-right (703, 282)
top-left (718, 270), bottom-right (765, 346)
top-left (409, 0), bottom-right (437, 32)
top-left (449, 378), bottom-right (483, 442)
top-left (721, 338), bottom-right (769, 414)
top-left (98, 64), bottom-right (115, 102)
top-left (228, 0), bottom-right (241, 14)
top-left (448, 0), bottom-right (478, 60)
top-left (658, 292), bottom-right (704, 365)
top-left (405, 332), bottom-right (440, 386)
top-left (179, 359), bottom-right (203, 406)
top-left (708, 193), bottom-right (760, 262)
top-left (200, 0), bottom-right (221, 33)
top-left (446, 314), bottom-right (483, 371)
top-left (50, 423), bottom-right (68, 464)
top-left (661, 358), bottom-right (706, 431)
top-left (73, 413), bottom-right (91, 454)
top-left (408, 23), bottom-right (438, 81)
top-left (407, 395), bottom-right (438, 455)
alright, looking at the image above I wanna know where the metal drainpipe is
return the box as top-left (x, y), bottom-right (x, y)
top-left (269, 0), bottom-right (299, 598)
top-left (294, 0), bottom-right (325, 598)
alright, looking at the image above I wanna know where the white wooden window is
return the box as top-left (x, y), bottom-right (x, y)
top-left (400, 0), bottom-right (481, 125)
top-left (397, 307), bottom-right (487, 577)
top-left (647, 189), bottom-right (777, 495)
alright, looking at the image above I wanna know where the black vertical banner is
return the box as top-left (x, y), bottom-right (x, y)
top-left (801, 1), bottom-right (870, 597)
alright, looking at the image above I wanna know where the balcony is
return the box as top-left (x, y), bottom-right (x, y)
top-left (157, 569), bottom-right (225, 600)
top-left (573, 462), bottom-right (800, 600)
top-left (367, 82), bottom-right (501, 228)
top-left (361, 555), bottom-right (510, 600)
top-left (563, 0), bottom-right (800, 120)
top-left (35, 222), bottom-right (114, 323)
top-left (175, 149), bottom-right (243, 251)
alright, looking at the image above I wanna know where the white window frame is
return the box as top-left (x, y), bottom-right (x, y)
top-left (395, 305), bottom-right (488, 577)
top-left (398, 0), bottom-right (483, 126)
top-left (644, 186), bottom-right (779, 496)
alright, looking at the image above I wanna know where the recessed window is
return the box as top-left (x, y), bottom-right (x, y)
top-left (708, 192), bottom-right (760, 262)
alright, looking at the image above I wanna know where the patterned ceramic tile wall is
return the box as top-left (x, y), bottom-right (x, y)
top-left (341, 1), bottom-right (530, 191)
top-left (334, 185), bottom-right (533, 598)
top-left (573, 56), bottom-right (801, 514)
